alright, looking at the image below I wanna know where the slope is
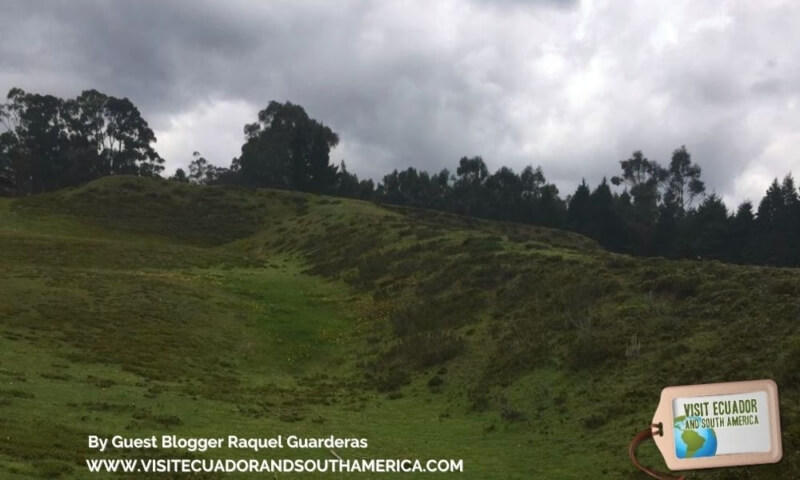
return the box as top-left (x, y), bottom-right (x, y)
top-left (1, 175), bottom-right (799, 479)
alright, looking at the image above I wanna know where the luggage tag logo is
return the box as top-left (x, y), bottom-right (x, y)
top-left (630, 379), bottom-right (782, 478)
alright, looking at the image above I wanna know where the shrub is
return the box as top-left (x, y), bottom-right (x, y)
top-left (653, 274), bottom-right (699, 299)
top-left (499, 396), bottom-right (526, 422)
top-left (389, 296), bottom-right (482, 336)
top-left (566, 320), bottom-right (612, 370)
top-left (375, 369), bottom-right (411, 392)
top-left (427, 375), bottom-right (444, 388)
top-left (468, 386), bottom-right (490, 411)
top-left (391, 331), bottom-right (465, 368)
top-left (776, 339), bottom-right (800, 390)
top-left (154, 414), bottom-right (183, 427)
top-left (460, 236), bottom-right (503, 254)
top-left (582, 413), bottom-right (608, 429)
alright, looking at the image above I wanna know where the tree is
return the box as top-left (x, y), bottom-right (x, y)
top-left (170, 168), bottom-right (189, 183)
top-left (486, 166), bottom-right (522, 221)
top-left (757, 179), bottom-right (783, 229)
top-left (520, 165), bottom-right (546, 200)
top-left (781, 174), bottom-right (799, 208)
top-left (102, 96), bottom-right (164, 176)
top-left (567, 179), bottom-right (591, 233)
top-left (238, 101), bottom-right (339, 193)
top-left (67, 91), bottom-right (163, 177)
top-left (757, 174), bottom-right (800, 265)
top-left (655, 202), bottom-right (680, 257)
top-left (666, 145), bottom-right (705, 212)
top-left (428, 168), bottom-right (453, 210)
top-left (379, 169), bottom-right (402, 204)
top-left (518, 166), bottom-right (562, 226)
top-left (397, 167), bottom-right (427, 207)
top-left (336, 160), bottom-right (361, 198)
top-left (357, 178), bottom-right (375, 200)
top-left (0, 91), bottom-right (26, 188)
top-left (455, 156), bottom-right (489, 185)
top-left (454, 156), bottom-right (489, 216)
top-left (734, 201), bottom-right (755, 226)
top-left (729, 201), bottom-right (756, 263)
top-left (187, 151), bottom-right (223, 185)
top-left (611, 150), bottom-right (667, 224)
top-left (7, 90), bottom-right (71, 193)
top-left (689, 194), bottom-right (729, 259)
top-left (378, 167), bottom-right (435, 207)
top-left (65, 89), bottom-right (110, 179)
top-left (588, 178), bottom-right (627, 251)
top-left (0, 132), bottom-right (15, 178)
top-left (537, 183), bottom-right (566, 228)
top-left (0, 87), bottom-right (163, 193)
top-left (754, 178), bottom-right (791, 264)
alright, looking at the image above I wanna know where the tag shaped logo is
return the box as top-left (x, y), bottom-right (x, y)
top-left (673, 414), bottom-right (718, 458)
top-left (650, 379), bottom-right (782, 470)
top-left (672, 391), bottom-right (769, 459)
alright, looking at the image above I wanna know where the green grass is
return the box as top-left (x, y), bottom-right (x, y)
top-left (1, 176), bottom-right (799, 479)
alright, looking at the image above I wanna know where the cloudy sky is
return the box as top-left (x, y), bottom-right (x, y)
top-left (2, 0), bottom-right (799, 206)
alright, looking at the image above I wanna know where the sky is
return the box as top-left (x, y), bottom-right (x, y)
top-left (2, 0), bottom-right (799, 207)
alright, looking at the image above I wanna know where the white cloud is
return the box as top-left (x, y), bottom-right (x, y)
top-left (2, 0), bottom-right (800, 207)
top-left (154, 99), bottom-right (256, 174)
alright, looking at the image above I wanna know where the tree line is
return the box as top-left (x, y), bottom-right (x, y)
top-left (0, 88), bottom-right (162, 193)
top-left (2, 87), bottom-right (799, 266)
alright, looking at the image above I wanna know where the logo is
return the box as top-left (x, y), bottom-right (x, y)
top-left (673, 415), bottom-right (718, 458)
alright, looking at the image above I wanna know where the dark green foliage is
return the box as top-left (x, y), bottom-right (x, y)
top-left (0, 87), bottom-right (163, 194)
top-left (335, 160), bottom-right (374, 200)
top-left (652, 274), bottom-right (700, 299)
top-left (389, 331), bottom-right (465, 368)
top-left (237, 101), bottom-right (339, 193)
top-left (4, 84), bottom-right (800, 268)
top-left (666, 145), bottom-right (705, 212)
top-left (567, 179), bottom-right (591, 232)
top-left (363, 143), bottom-right (799, 268)
top-left (567, 327), bottom-right (612, 370)
top-left (776, 339), bottom-right (800, 391)
top-left (374, 369), bottom-right (411, 392)
top-left (170, 167), bottom-right (189, 182)
top-left (376, 160), bottom-right (566, 231)
top-left (499, 397), bottom-right (526, 422)
top-left (186, 151), bottom-right (231, 185)
top-left (427, 374), bottom-right (444, 388)
top-left (581, 412), bottom-right (608, 430)
top-left (611, 150), bottom-right (668, 224)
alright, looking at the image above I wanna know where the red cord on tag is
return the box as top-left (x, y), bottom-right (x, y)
top-left (629, 423), bottom-right (687, 480)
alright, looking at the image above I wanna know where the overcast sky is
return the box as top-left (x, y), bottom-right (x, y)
top-left (2, 0), bottom-right (799, 207)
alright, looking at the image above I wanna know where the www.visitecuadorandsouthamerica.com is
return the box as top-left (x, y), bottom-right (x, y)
top-left (86, 458), bottom-right (465, 474)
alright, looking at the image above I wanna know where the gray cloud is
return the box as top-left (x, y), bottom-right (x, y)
top-left (2, 0), bottom-right (800, 207)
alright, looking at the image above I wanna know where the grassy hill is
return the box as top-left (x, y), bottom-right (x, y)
top-left (1, 175), bottom-right (799, 479)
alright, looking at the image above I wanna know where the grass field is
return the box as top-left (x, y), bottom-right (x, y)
top-left (1, 176), bottom-right (799, 479)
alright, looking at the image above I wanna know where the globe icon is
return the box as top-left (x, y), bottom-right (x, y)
top-left (674, 415), bottom-right (718, 458)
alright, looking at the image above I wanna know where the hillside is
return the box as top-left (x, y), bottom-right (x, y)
top-left (1, 176), bottom-right (799, 479)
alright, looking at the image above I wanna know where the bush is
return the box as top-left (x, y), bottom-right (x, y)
top-left (468, 385), bottom-right (490, 411)
top-left (499, 396), bottom-right (526, 422)
top-left (389, 296), bottom-right (482, 336)
top-left (375, 369), bottom-right (411, 392)
top-left (776, 339), bottom-right (800, 390)
top-left (427, 375), bottom-right (444, 388)
top-left (566, 321), bottom-right (611, 371)
top-left (582, 412), bottom-right (608, 429)
top-left (460, 236), bottom-right (503, 254)
top-left (653, 274), bottom-right (699, 299)
top-left (391, 331), bottom-right (465, 368)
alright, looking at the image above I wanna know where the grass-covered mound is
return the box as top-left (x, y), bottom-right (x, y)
top-left (1, 176), bottom-right (799, 479)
